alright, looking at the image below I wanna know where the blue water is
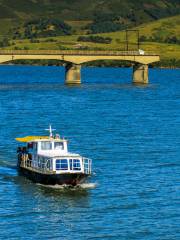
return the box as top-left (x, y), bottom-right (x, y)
top-left (0, 66), bottom-right (179, 239)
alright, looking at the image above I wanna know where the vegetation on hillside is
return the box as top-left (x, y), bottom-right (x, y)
top-left (87, 13), bottom-right (125, 34)
top-left (0, 0), bottom-right (179, 68)
top-left (12, 19), bottom-right (72, 40)
top-left (77, 36), bottom-right (112, 44)
top-left (0, 0), bottom-right (179, 37)
top-left (136, 14), bottom-right (180, 43)
top-left (0, 0), bottom-right (179, 21)
top-left (0, 38), bottom-right (11, 47)
top-left (140, 35), bottom-right (180, 44)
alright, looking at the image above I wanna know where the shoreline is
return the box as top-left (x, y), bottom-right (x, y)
top-left (0, 64), bottom-right (180, 70)
top-left (0, 62), bottom-right (179, 70)
top-left (0, 57), bottom-right (180, 70)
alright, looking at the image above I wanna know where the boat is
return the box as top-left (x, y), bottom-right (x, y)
top-left (16, 125), bottom-right (92, 186)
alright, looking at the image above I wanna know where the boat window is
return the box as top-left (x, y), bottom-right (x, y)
top-left (56, 159), bottom-right (68, 170)
top-left (70, 159), bottom-right (81, 171)
top-left (41, 141), bottom-right (52, 150)
top-left (54, 142), bottom-right (64, 150)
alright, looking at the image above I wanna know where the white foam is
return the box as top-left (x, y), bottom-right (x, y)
top-left (77, 183), bottom-right (97, 189)
top-left (37, 182), bottom-right (97, 190)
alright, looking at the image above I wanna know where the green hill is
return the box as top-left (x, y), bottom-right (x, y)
top-left (0, 0), bottom-right (180, 37)
top-left (0, 1), bottom-right (179, 67)
top-left (0, 0), bottom-right (179, 21)
top-left (3, 15), bottom-right (179, 67)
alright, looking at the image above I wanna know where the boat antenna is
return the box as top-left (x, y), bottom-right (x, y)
top-left (45, 125), bottom-right (56, 137)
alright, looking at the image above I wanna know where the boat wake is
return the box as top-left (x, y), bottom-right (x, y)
top-left (77, 182), bottom-right (97, 189)
top-left (37, 182), bottom-right (97, 190)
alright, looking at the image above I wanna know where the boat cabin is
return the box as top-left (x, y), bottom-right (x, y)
top-left (27, 138), bottom-right (68, 156)
top-left (16, 135), bottom-right (91, 175)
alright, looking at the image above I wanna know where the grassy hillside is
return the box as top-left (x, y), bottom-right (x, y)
top-left (0, 0), bottom-right (179, 20)
top-left (0, 12), bottom-right (179, 67)
top-left (4, 15), bottom-right (179, 63)
top-left (136, 15), bottom-right (180, 41)
top-left (0, 0), bottom-right (179, 37)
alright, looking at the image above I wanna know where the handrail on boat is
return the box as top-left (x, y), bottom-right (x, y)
top-left (20, 154), bottom-right (92, 174)
top-left (83, 158), bottom-right (92, 175)
top-left (20, 155), bottom-right (53, 173)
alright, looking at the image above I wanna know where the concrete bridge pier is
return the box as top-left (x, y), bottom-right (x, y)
top-left (65, 63), bottom-right (81, 84)
top-left (133, 63), bottom-right (149, 84)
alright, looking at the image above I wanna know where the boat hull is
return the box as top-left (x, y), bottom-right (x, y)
top-left (18, 167), bottom-right (88, 186)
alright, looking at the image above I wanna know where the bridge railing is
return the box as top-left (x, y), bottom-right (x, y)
top-left (0, 49), bottom-right (158, 56)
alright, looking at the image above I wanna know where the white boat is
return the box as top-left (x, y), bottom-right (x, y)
top-left (16, 125), bottom-right (92, 186)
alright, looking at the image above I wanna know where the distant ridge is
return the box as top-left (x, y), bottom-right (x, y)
top-left (0, 0), bottom-right (179, 22)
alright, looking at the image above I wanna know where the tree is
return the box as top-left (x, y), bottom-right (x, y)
top-left (0, 38), bottom-right (11, 47)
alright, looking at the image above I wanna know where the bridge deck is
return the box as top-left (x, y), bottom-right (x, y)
top-left (0, 50), bottom-right (158, 56)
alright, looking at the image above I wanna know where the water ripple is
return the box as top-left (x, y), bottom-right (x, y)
top-left (0, 67), bottom-right (179, 239)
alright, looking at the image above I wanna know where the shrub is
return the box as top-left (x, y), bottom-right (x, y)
top-left (0, 38), bottom-right (11, 47)
top-left (77, 35), bottom-right (112, 44)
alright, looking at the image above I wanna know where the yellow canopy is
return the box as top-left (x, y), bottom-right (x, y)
top-left (15, 136), bottom-right (49, 143)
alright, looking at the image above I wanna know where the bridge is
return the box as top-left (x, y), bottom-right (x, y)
top-left (0, 50), bottom-right (160, 84)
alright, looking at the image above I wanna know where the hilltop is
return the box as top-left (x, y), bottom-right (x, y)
top-left (0, 0), bottom-right (179, 21)
top-left (0, 0), bottom-right (180, 37)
